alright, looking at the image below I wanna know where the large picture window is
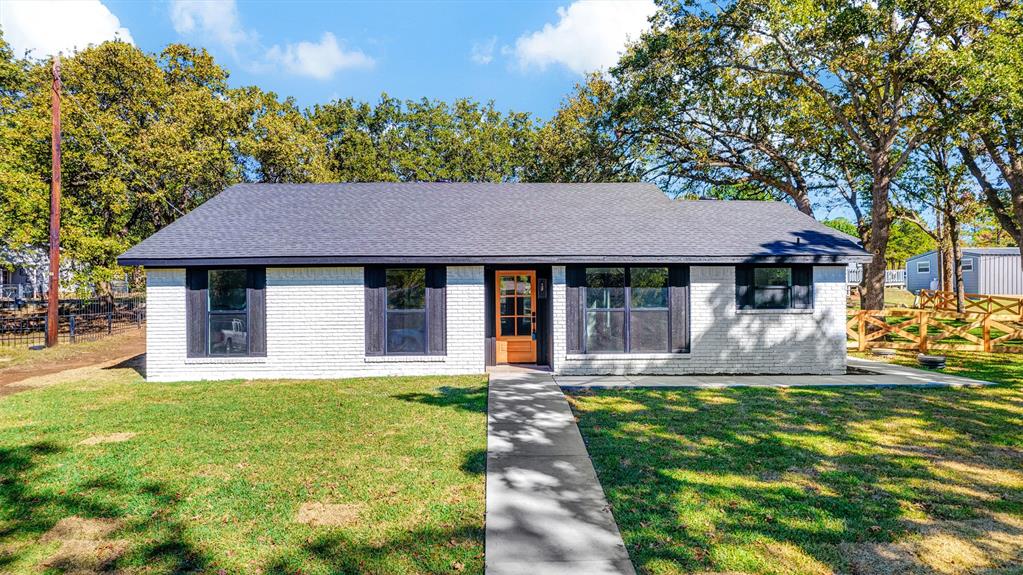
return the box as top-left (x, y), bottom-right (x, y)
top-left (386, 268), bottom-right (427, 354)
top-left (583, 266), bottom-right (670, 353)
top-left (208, 269), bottom-right (249, 356)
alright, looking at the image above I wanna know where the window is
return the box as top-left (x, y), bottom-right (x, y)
top-left (753, 267), bottom-right (792, 309)
top-left (736, 266), bottom-right (812, 311)
top-left (962, 258), bottom-right (974, 272)
top-left (583, 266), bottom-right (670, 353)
top-left (385, 268), bottom-right (427, 354)
top-left (208, 269), bottom-right (249, 356)
top-left (917, 261), bottom-right (931, 274)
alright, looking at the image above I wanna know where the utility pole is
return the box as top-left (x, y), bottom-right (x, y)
top-left (46, 54), bottom-right (61, 348)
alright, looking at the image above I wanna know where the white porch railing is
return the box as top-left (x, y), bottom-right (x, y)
top-left (846, 266), bottom-right (906, 287)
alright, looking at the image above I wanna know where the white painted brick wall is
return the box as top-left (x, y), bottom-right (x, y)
top-left (552, 265), bottom-right (847, 375)
top-left (145, 266), bottom-right (485, 382)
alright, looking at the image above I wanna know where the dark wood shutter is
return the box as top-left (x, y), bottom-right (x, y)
top-left (247, 268), bottom-right (267, 356)
top-left (185, 268), bottom-right (208, 357)
top-left (426, 266), bottom-right (447, 355)
top-left (669, 265), bottom-right (690, 353)
top-left (791, 265), bottom-right (814, 309)
top-left (735, 265), bottom-right (754, 310)
top-left (364, 267), bottom-right (386, 356)
top-left (565, 265), bottom-right (584, 354)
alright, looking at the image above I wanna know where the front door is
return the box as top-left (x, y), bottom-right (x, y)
top-left (495, 270), bottom-right (537, 363)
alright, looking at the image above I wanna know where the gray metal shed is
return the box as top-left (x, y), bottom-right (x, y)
top-left (905, 247), bottom-right (1022, 295)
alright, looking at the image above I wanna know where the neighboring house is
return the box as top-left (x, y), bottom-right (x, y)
top-left (905, 247), bottom-right (1022, 296)
top-left (118, 183), bottom-right (871, 382)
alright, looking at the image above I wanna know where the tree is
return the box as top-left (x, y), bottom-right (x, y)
top-left (312, 95), bottom-right (537, 183)
top-left (930, 2), bottom-right (1023, 267)
top-left (235, 87), bottom-right (332, 183)
top-left (635, 0), bottom-right (945, 310)
top-left (613, 26), bottom-right (819, 213)
top-left (0, 41), bottom-right (245, 289)
top-left (527, 75), bottom-right (641, 183)
top-left (895, 142), bottom-right (979, 310)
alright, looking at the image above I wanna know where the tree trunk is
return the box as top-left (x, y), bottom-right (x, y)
top-left (862, 163), bottom-right (892, 311)
top-left (949, 218), bottom-right (965, 313)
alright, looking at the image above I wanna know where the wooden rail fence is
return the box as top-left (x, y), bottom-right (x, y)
top-left (847, 307), bottom-right (1023, 353)
top-left (918, 289), bottom-right (1023, 319)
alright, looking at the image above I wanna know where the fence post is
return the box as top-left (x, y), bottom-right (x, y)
top-left (69, 314), bottom-right (76, 344)
top-left (919, 311), bottom-right (929, 353)
top-left (857, 311), bottom-right (867, 352)
top-left (983, 315), bottom-right (992, 353)
top-left (107, 311), bottom-right (112, 334)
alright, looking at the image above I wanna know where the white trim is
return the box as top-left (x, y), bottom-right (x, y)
top-left (736, 308), bottom-right (814, 315)
top-left (962, 258), bottom-right (974, 272)
top-left (917, 261), bottom-right (931, 274)
top-left (185, 356), bottom-right (268, 365)
top-left (566, 353), bottom-right (691, 361)
top-left (364, 355), bottom-right (447, 363)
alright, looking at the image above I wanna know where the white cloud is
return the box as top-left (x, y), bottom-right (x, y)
top-left (265, 32), bottom-right (374, 80)
top-left (513, 0), bottom-right (657, 74)
top-left (0, 0), bottom-right (133, 58)
top-left (169, 0), bottom-right (254, 53)
top-left (470, 36), bottom-right (497, 65)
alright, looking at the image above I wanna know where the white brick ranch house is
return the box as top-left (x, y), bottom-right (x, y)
top-left (118, 183), bottom-right (871, 382)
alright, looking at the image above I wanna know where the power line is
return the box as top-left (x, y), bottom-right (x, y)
top-left (61, 88), bottom-right (187, 217)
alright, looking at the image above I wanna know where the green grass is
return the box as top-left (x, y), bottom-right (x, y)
top-left (0, 365), bottom-right (487, 574)
top-left (567, 369), bottom-right (1023, 574)
top-left (853, 348), bottom-right (1023, 386)
top-left (847, 287), bottom-right (917, 310)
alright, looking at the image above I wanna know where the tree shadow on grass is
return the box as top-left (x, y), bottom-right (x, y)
top-left (0, 441), bottom-right (211, 573)
top-left (567, 385), bottom-right (1023, 574)
top-left (262, 524), bottom-right (484, 575)
top-left (392, 385), bottom-right (488, 414)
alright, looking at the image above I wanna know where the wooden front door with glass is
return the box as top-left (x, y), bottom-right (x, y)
top-left (495, 271), bottom-right (537, 363)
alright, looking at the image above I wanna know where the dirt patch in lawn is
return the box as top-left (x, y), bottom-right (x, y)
top-left (79, 432), bottom-right (136, 446)
top-left (842, 513), bottom-right (1023, 575)
top-left (0, 331), bottom-right (146, 395)
top-left (295, 502), bottom-right (364, 527)
top-left (39, 516), bottom-right (127, 574)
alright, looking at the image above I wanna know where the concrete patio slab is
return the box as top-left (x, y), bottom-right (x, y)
top-left (555, 357), bottom-right (993, 390)
top-left (486, 369), bottom-right (635, 575)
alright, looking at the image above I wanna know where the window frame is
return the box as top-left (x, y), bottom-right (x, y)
top-left (383, 267), bottom-right (430, 356)
top-left (752, 267), bottom-right (793, 310)
top-left (195, 267), bottom-right (263, 358)
top-left (581, 266), bottom-right (671, 354)
top-left (961, 258), bottom-right (974, 272)
top-left (917, 261), bottom-right (931, 274)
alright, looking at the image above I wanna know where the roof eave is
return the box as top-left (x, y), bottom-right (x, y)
top-left (118, 253), bottom-right (873, 267)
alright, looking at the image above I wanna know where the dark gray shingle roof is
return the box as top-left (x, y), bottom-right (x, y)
top-left (118, 182), bottom-right (871, 265)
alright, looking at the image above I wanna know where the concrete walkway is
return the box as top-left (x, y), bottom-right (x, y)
top-left (555, 356), bottom-right (992, 390)
top-left (485, 367), bottom-right (635, 575)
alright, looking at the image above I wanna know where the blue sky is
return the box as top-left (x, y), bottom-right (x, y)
top-left (2, 0), bottom-right (658, 119)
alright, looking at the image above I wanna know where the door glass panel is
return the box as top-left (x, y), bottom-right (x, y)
top-left (500, 276), bottom-right (516, 295)
top-left (516, 275), bottom-right (531, 295)
top-left (517, 316), bottom-right (532, 336)
top-left (500, 317), bottom-right (515, 336)
top-left (500, 297), bottom-right (515, 315)
top-left (516, 297), bottom-right (533, 315)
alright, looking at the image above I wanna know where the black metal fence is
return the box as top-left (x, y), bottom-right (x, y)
top-left (0, 295), bottom-right (146, 347)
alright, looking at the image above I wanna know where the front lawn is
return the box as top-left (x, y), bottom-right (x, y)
top-left (568, 377), bottom-right (1023, 574)
top-left (0, 364), bottom-right (487, 574)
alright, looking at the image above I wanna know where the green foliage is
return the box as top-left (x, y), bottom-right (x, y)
top-left (887, 220), bottom-right (936, 264)
top-left (822, 217), bottom-right (858, 237)
top-left (311, 95), bottom-right (537, 182)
